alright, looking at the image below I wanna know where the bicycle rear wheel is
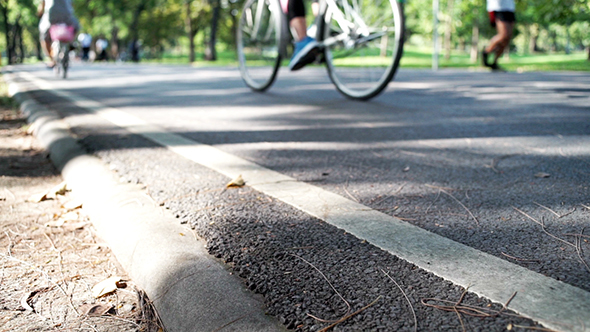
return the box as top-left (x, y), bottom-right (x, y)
top-left (52, 42), bottom-right (62, 77)
top-left (237, 0), bottom-right (282, 91)
top-left (60, 44), bottom-right (69, 79)
top-left (321, 0), bottom-right (404, 100)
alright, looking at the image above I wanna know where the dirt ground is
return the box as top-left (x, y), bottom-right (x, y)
top-left (0, 87), bottom-right (164, 331)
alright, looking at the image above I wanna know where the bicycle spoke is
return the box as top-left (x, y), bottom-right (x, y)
top-left (237, 0), bottom-right (282, 91)
top-left (323, 0), bottom-right (404, 100)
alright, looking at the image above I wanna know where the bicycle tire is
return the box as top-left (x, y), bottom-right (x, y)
top-left (237, 0), bottom-right (283, 92)
top-left (61, 44), bottom-right (69, 79)
top-left (52, 42), bottom-right (62, 78)
top-left (321, 0), bottom-right (405, 100)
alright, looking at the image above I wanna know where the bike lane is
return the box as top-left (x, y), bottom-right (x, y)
top-left (5, 64), bottom-right (590, 332)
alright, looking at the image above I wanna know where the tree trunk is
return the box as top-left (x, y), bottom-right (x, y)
top-left (587, 46), bottom-right (590, 61)
top-left (529, 34), bottom-right (538, 54)
top-left (231, 7), bottom-right (238, 52)
top-left (470, 24), bottom-right (479, 63)
top-left (130, 3), bottom-right (147, 62)
top-left (443, 0), bottom-right (454, 60)
top-left (9, 17), bottom-right (21, 63)
top-left (185, 1), bottom-right (196, 63)
top-left (529, 24), bottom-right (539, 54)
top-left (565, 26), bottom-right (571, 55)
top-left (111, 26), bottom-right (120, 60)
top-left (551, 31), bottom-right (558, 52)
top-left (36, 39), bottom-right (43, 61)
top-left (16, 19), bottom-right (24, 63)
top-left (109, 4), bottom-right (120, 61)
top-left (204, 0), bottom-right (220, 61)
top-left (1, 3), bottom-right (13, 64)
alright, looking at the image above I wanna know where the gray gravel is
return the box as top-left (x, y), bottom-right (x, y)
top-left (87, 131), bottom-right (544, 332)
top-left (29, 93), bottom-right (543, 331)
top-left (14, 64), bottom-right (590, 331)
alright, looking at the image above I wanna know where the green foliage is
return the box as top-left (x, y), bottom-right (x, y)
top-left (1, 0), bottom-right (589, 65)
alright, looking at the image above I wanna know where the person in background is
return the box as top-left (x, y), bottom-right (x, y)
top-left (38, 0), bottom-right (80, 67)
top-left (287, 0), bottom-right (320, 71)
top-left (482, 0), bottom-right (515, 71)
top-left (78, 32), bottom-right (92, 61)
top-left (95, 36), bottom-right (109, 61)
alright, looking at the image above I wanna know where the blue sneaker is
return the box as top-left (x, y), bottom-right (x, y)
top-left (289, 36), bottom-right (319, 71)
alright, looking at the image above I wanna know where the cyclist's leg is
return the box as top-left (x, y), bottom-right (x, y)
top-left (40, 29), bottom-right (55, 67)
top-left (288, 0), bottom-right (320, 70)
top-left (288, 0), bottom-right (307, 41)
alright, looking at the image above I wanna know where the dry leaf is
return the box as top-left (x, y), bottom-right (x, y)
top-left (20, 292), bottom-right (35, 312)
top-left (92, 276), bottom-right (123, 298)
top-left (20, 286), bottom-right (54, 312)
top-left (27, 191), bottom-right (49, 203)
top-left (49, 182), bottom-right (68, 197)
top-left (45, 211), bottom-right (79, 227)
top-left (45, 219), bottom-right (66, 228)
top-left (79, 303), bottom-right (114, 317)
top-left (63, 200), bottom-right (83, 211)
top-left (26, 122), bottom-right (37, 135)
top-left (226, 174), bottom-right (245, 188)
top-left (534, 172), bottom-right (550, 178)
top-left (64, 222), bottom-right (89, 230)
top-left (60, 211), bottom-right (79, 222)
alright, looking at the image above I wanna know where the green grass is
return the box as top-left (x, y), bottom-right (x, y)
top-left (400, 46), bottom-right (590, 72)
top-left (5, 46), bottom-right (588, 72)
top-left (142, 50), bottom-right (239, 67)
top-left (171, 46), bottom-right (589, 72)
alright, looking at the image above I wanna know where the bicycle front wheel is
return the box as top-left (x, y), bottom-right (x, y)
top-left (237, 0), bottom-right (282, 92)
top-left (60, 44), bottom-right (69, 79)
top-left (321, 0), bottom-right (404, 100)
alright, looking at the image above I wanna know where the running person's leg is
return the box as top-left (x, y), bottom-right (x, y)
top-left (483, 11), bottom-right (515, 69)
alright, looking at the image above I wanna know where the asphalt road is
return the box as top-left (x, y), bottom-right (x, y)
top-left (7, 63), bottom-right (590, 332)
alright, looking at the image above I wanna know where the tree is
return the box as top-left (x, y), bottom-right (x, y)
top-left (1, 0), bottom-right (37, 64)
top-left (534, 0), bottom-right (590, 59)
top-left (182, 0), bottom-right (211, 63)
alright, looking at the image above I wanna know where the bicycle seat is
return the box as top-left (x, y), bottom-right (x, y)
top-left (49, 24), bottom-right (76, 43)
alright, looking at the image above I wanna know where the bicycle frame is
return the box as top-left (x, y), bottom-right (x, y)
top-left (237, 0), bottom-right (405, 99)
top-left (274, 0), bottom-right (388, 58)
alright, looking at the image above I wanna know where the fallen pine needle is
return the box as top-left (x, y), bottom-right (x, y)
top-left (291, 254), bottom-right (351, 323)
top-left (501, 252), bottom-right (542, 262)
top-left (318, 296), bottom-right (382, 332)
top-left (512, 206), bottom-right (576, 248)
top-left (421, 291), bottom-right (518, 319)
top-left (426, 185), bottom-right (479, 225)
top-left (382, 269), bottom-right (417, 332)
top-left (510, 325), bottom-right (559, 332)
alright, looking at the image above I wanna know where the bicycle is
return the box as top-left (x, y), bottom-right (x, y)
top-left (237, 0), bottom-right (405, 100)
top-left (49, 24), bottom-right (76, 79)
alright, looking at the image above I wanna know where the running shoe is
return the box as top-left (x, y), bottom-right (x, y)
top-left (489, 62), bottom-right (506, 72)
top-left (482, 49), bottom-right (490, 67)
top-left (289, 36), bottom-right (320, 71)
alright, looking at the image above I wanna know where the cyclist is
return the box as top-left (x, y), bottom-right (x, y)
top-left (482, 0), bottom-right (515, 71)
top-left (38, 0), bottom-right (80, 68)
top-left (287, 0), bottom-right (320, 71)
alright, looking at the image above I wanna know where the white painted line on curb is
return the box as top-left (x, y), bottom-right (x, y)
top-left (14, 70), bottom-right (590, 332)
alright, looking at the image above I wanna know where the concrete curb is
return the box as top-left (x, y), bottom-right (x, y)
top-left (4, 71), bottom-right (284, 332)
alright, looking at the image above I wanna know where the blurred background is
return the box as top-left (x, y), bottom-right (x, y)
top-left (1, 0), bottom-right (589, 71)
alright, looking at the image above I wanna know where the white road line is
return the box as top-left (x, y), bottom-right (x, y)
top-left (13, 70), bottom-right (590, 332)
